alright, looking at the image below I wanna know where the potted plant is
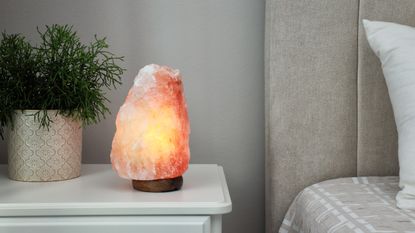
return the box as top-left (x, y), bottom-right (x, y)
top-left (0, 25), bottom-right (124, 181)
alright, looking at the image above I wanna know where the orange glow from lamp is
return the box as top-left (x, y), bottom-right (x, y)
top-left (110, 64), bottom-right (190, 192)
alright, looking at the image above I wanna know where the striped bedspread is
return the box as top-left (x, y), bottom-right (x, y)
top-left (280, 177), bottom-right (415, 233)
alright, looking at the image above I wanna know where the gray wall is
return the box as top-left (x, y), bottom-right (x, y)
top-left (0, 1), bottom-right (265, 233)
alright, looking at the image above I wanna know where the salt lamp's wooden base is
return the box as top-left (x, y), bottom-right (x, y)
top-left (132, 176), bottom-right (183, 192)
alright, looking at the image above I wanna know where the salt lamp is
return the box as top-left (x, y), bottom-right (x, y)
top-left (111, 64), bottom-right (190, 192)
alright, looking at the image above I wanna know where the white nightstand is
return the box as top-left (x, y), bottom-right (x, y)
top-left (0, 164), bottom-right (232, 233)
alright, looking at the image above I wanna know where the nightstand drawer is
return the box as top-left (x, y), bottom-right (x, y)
top-left (0, 216), bottom-right (211, 233)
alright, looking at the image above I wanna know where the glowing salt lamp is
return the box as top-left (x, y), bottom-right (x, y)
top-left (110, 64), bottom-right (190, 192)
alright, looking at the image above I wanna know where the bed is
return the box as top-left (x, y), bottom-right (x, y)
top-left (280, 177), bottom-right (415, 233)
top-left (265, 0), bottom-right (415, 232)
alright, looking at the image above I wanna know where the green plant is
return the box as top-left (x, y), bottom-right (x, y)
top-left (0, 33), bottom-right (39, 139)
top-left (0, 25), bottom-right (124, 139)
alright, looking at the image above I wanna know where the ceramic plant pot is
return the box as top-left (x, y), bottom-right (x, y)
top-left (7, 110), bottom-right (82, 181)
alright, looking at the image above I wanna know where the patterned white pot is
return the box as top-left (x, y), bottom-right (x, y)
top-left (7, 110), bottom-right (82, 182)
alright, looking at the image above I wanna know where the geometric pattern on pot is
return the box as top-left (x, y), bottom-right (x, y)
top-left (7, 110), bottom-right (82, 182)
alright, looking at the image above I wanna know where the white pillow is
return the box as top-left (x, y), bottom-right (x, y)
top-left (363, 19), bottom-right (415, 209)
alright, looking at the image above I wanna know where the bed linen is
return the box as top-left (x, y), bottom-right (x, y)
top-left (280, 177), bottom-right (415, 233)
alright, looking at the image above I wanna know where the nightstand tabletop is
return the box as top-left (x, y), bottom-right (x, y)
top-left (0, 164), bottom-right (232, 216)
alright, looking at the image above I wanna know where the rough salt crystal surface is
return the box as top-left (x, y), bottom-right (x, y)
top-left (110, 64), bottom-right (190, 180)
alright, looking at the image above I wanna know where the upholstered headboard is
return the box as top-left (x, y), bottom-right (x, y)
top-left (265, 0), bottom-right (415, 232)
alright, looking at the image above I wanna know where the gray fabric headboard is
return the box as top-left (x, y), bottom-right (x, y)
top-left (265, 0), bottom-right (415, 232)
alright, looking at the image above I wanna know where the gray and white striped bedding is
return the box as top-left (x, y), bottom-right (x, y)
top-left (280, 177), bottom-right (415, 233)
